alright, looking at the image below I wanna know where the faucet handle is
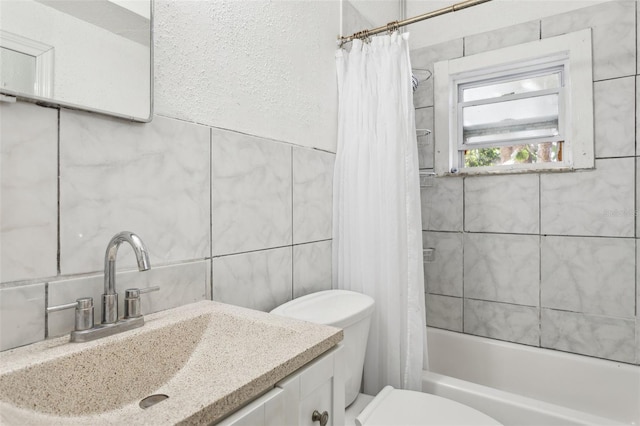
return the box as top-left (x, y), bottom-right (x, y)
top-left (124, 286), bottom-right (159, 319)
top-left (47, 297), bottom-right (95, 332)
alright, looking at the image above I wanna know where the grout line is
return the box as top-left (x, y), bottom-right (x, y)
top-left (538, 19), bottom-right (542, 40)
top-left (538, 173), bottom-right (542, 348)
top-left (56, 108), bottom-right (61, 276)
top-left (291, 146), bottom-right (295, 301)
top-left (593, 74), bottom-right (637, 84)
top-left (634, 0), bottom-right (638, 357)
top-left (461, 176), bottom-right (466, 333)
top-left (44, 282), bottom-right (49, 339)
top-left (153, 113), bottom-right (336, 155)
top-left (209, 128), bottom-right (214, 301)
top-left (462, 230), bottom-right (635, 240)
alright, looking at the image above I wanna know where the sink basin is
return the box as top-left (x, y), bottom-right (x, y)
top-left (0, 315), bottom-right (208, 416)
top-left (0, 300), bottom-right (342, 425)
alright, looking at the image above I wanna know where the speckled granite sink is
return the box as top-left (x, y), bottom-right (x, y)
top-left (0, 300), bottom-right (342, 425)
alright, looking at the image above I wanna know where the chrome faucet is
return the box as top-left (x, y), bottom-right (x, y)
top-left (46, 231), bottom-right (158, 343)
top-left (102, 231), bottom-right (151, 324)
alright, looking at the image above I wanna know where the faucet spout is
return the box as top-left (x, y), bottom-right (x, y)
top-left (102, 231), bottom-right (150, 324)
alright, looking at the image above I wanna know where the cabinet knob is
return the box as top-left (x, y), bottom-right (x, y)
top-left (312, 410), bottom-right (329, 426)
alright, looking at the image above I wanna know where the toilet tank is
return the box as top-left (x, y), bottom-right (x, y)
top-left (270, 290), bottom-right (375, 407)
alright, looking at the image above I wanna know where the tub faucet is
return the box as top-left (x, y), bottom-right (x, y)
top-left (102, 231), bottom-right (151, 324)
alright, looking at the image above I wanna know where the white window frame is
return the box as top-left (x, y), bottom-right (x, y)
top-left (434, 28), bottom-right (593, 176)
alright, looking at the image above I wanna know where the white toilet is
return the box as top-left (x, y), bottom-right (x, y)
top-left (271, 289), bottom-right (502, 426)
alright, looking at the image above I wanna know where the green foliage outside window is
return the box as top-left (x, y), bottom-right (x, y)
top-left (464, 147), bottom-right (500, 167)
top-left (464, 142), bottom-right (562, 168)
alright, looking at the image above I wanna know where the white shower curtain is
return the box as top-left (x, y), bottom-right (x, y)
top-left (333, 32), bottom-right (428, 395)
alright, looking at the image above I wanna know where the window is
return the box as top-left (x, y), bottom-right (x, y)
top-left (434, 29), bottom-right (594, 175)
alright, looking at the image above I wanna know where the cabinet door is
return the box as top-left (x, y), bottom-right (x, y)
top-left (299, 377), bottom-right (334, 426)
top-left (216, 387), bottom-right (283, 426)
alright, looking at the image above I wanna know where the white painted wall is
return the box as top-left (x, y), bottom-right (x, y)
top-left (406, 0), bottom-right (611, 49)
top-left (346, 0), bottom-right (403, 30)
top-left (154, 0), bottom-right (341, 152)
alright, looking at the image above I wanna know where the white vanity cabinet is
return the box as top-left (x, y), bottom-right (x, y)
top-left (214, 387), bottom-right (285, 426)
top-left (217, 344), bottom-right (345, 426)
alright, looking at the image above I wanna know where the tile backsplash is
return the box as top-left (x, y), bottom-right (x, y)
top-left (0, 102), bottom-right (58, 282)
top-left (419, 0), bottom-right (640, 365)
top-left (0, 103), bottom-right (334, 351)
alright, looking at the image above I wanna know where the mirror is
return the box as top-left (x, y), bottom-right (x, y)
top-left (0, 0), bottom-right (152, 122)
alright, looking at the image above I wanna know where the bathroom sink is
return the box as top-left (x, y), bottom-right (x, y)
top-left (0, 300), bottom-right (342, 425)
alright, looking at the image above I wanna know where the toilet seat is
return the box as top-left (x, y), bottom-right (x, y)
top-left (356, 386), bottom-right (503, 426)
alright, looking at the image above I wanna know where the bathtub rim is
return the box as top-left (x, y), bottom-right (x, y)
top-left (425, 327), bottom-right (640, 425)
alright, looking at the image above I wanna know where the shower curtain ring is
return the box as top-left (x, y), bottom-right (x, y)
top-left (387, 21), bottom-right (399, 34)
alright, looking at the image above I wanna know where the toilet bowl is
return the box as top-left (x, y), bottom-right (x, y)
top-left (271, 290), bottom-right (503, 426)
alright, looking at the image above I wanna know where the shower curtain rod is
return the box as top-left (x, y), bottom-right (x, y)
top-left (338, 0), bottom-right (492, 46)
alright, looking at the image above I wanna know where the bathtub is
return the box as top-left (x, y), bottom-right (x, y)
top-left (422, 328), bottom-right (640, 426)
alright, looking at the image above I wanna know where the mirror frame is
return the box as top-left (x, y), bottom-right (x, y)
top-left (0, 1), bottom-right (154, 123)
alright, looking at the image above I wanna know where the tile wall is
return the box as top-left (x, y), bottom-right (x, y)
top-left (417, 0), bottom-right (640, 365)
top-left (0, 103), bottom-right (334, 351)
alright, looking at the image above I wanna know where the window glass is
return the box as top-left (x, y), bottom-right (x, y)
top-left (462, 94), bottom-right (560, 144)
top-left (462, 72), bottom-right (561, 102)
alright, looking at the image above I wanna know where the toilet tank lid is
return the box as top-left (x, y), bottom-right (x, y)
top-left (270, 290), bottom-right (374, 328)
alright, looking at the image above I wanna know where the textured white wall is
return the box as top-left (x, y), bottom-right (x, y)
top-left (154, 0), bottom-right (340, 152)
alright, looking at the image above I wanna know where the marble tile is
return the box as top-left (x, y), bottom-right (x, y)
top-left (48, 274), bottom-right (103, 338)
top-left (116, 261), bottom-right (208, 316)
top-left (637, 159), bottom-right (640, 238)
top-left (464, 299), bottom-right (539, 346)
top-left (423, 231), bottom-right (463, 297)
top-left (464, 20), bottom-right (541, 56)
top-left (211, 128), bottom-right (292, 256)
top-left (464, 233), bottom-right (539, 306)
top-left (293, 148), bottom-right (334, 244)
top-left (421, 177), bottom-right (463, 232)
top-left (636, 317), bottom-right (640, 365)
top-left (425, 294), bottom-right (462, 332)
top-left (205, 259), bottom-right (213, 301)
top-left (540, 158), bottom-right (635, 237)
top-left (465, 174), bottom-right (539, 234)
top-left (415, 107), bottom-right (434, 170)
top-left (541, 236), bottom-right (635, 318)
top-left (0, 283), bottom-right (45, 351)
top-left (594, 76), bottom-right (636, 158)
top-left (0, 102), bottom-right (57, 283)
top-left (637, 238), bottom-right (640, 320)
top-left (293, 241), bottom-right (332, 299)
top-left (410, 39), bottom-right (464, 108)
top-left (59, 111), bottom-right (210, 275)
top-left (541, 309), bottom-right (636, 363)
top-left (48, 261), bottom-right (209, 338)
top-left (637, 76), bottom-right (640, 159)
top-left (212, 247), bottom-right (292, 312)
top-left (541, 1), bottom-right (636, 81)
